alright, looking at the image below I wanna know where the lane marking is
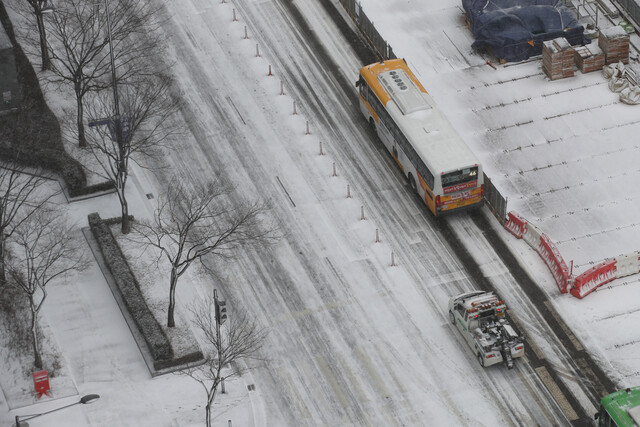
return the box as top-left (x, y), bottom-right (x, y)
top-left (535, 366), bottom-right (579, 421)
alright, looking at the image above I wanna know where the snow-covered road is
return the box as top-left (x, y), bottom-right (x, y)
top-left (146, 0), bottom-right (597, 424)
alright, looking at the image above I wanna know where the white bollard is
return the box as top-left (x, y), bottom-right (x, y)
top-left (347, 183), bottom-right (351, 198)
top-left (360, 205), bottom-right (365, 220)
top-left (305, 121), bottom-right (310, 135)
top-left (255, 44), bottom-right (260, 57)
top-left (319, 140), bottom-right (324, 156)
top-left (293, 100), bottom-right (297, 115)
top-left (280, 81), bottom-right (285, 96)
top-left (332, 162), bottom-right (337, 177)
top-left (376, 228), bottom-right (380, 243)
top-left (232, 8), bottom-right (237, 21)
top-left (244, 26), bottom-right (249, 39)
top-left (391, 252), bottom-right (396, 267)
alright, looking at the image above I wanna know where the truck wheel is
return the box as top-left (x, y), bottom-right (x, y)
top-left (449, 311), bottom-right (455, 325)
top-left (477, 353), bottom-right (484, 367)
top-left (369, 117), bottom-right (376, 133)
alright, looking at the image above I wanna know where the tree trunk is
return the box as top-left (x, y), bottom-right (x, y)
top-left (205, 402), bottom-right (211, 427)
top-left (36, 13), bottom-right (50, 71)
top-left (167, 267), bottom-right (178, 327)
top-left (0, 231), bottom-right (5, 285)
top-left (30, 308), bottom-right (42, 369)
top-left (76, 89), bottom-right (86, 147)
top-left (120, 195), bottom-right (130, 234)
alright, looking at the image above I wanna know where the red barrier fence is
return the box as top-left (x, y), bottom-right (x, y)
top-left (538, 235), bottom-right (571, 294)
top-left (504, 211), bottom-right (640, 298)
top-left (504, 211), bottom-right (571, 293)
top-left (571, 253), bottom-right (640, 298)
top-left (571, 259), bottom-right (617, 298)
top-left (504, 211), bottom-right (527, 238)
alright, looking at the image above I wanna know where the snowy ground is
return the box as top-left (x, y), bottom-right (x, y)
top-left (1, 0), bottom-right (640, 425)
top-left (357, 0), bottom-right (640, 390)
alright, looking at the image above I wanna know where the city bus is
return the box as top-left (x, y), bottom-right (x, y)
top-left (595, 386), bottom-right (640, 426)
top-left (356, 59), bottom-right (484, 216)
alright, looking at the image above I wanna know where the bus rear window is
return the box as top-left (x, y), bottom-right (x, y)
top-left (441, 167), bottom-right (478, 186)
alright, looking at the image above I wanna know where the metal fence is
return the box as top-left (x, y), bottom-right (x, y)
top-left (616, 0), bottom-right (640, 28)
top-left (338, 0), bottom-right (396, 60)
top-left (483, 173), bottom-right (508, 223)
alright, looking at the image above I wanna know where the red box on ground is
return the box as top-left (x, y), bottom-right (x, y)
top-left (33, 370), bottom-right (51, 398)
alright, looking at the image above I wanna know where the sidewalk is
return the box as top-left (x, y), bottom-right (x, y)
top-left (0, 166), bottom-right (259, 426)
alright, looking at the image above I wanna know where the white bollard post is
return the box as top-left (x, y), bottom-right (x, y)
top-left (319, 140), bottom-right (324, 156)
top-left (232, 8), bottom-right (237, 21)
top-left (391, 252), bottom-right (396, 267)
top-left (360, 205), bottom-right (365, 220)
top-left (280, 81), bottom-right (285, 96)
top-left (293, 100), bottom-right (297, 115)
top-left (375, 228), bottom-right (380, 243)
top-left (268, 65), bottom-right (273, 76)
top-left (255, 44), bottom-right (260, 57)
top-left (347, 184), bottom-right (351, 198)
top-left (332, 162), bottom-right (337, 177)
top-left (244, 26), bottom-right (249, 39)
top-left (305, 121), bottom-right (310, 135)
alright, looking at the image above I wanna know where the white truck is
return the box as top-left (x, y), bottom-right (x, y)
top-left (448, 290), bottom-right (525, 369)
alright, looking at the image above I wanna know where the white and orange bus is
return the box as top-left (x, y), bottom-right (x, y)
top-left (356, 59), bottom-right (484, 216)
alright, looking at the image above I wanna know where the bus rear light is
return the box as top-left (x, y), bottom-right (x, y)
top-left (435, 195), bottom-right (441, 206)
top-left (486, 354), bottom-right (494, 358)
top-left (515, 346), bottom-right (523, 351)
top-left (480, 184), bottom-right (485, 197)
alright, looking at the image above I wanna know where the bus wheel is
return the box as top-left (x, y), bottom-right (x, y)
top-left (369, 117), bottom-right (376, 133)
top-left (477, 353), bottom-right (484, 367)
top-left (449, 311), bottom-right (455, 325)
top-left (408, 173), bottom-right (417, 193)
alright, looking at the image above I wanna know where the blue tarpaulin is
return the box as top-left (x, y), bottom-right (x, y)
top-left (463, 0), bottom-right (589, 62)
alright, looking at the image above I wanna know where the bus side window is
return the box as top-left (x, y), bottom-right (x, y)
top-left (359, 78), bottom-right (368, 100)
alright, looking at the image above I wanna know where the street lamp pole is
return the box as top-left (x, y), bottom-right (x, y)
top-left (14, 393), bottom-right (100, 427)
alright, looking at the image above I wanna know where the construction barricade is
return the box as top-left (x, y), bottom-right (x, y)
top-left (504, 211), bottom-right (571, 293)
top-left (571, 253), bottom-right (640, 298)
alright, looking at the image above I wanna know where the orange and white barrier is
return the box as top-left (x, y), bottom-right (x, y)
top-left (571, 253), bottom-right (640, 298)
top-left (505, 211), bottom-right (640, 298)
top-left (504, 211), bottom-right (571, 294)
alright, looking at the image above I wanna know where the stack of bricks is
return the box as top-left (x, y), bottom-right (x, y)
top-left (598, 26), bottom-right (630, 64)
top-left (542, 37), bottom-right (575, 80)
top-left (573, 44), bottom-right (606, 73)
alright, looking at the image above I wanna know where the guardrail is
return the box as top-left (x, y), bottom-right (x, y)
top-left (338, 0), bottom-right (396, 60)
top-left (615, 0), bottom-right (640, 28)
top-left (483, 173), bottom-right (508, 223)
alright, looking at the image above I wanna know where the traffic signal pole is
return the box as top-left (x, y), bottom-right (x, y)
top-left (214, 289), bottom-right (227, 393)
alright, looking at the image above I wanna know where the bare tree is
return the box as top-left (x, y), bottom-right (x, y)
top-left (43, 0), bottom-right (162, 147)
top-left (133, 178), bottom-right (278, 327)
top-left (0, 156), bottom-right (59, 284)
top-left (22, 0), bottom-right (53, 70)
top-left (87, 74), bottom-right (179, 234)
top-left (4, 209), bottom-right (88, 369)
top-left (182, 293), bottom-right (267, 427)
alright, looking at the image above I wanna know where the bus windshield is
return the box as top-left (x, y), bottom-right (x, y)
top-left (441, 166), bottom-right (478, 187)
